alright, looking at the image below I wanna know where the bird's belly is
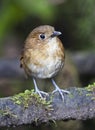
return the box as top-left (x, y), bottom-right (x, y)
top-left (28, 57), bottom-right (64, 79)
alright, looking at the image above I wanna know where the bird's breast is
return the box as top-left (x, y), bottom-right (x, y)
top-left (26, 38), bottom-right (64, 78)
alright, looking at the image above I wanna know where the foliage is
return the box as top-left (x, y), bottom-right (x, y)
top-left (59, 0), bottom-right (95, 50)
top-left (0, 0), bottom-right (95, 50)
top-left (0, 0), bottom-right (55, 42)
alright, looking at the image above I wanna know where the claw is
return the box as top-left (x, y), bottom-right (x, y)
top-left (35, 90), bottom-right (49, 98)
top-left (51, 78), bottom-right (70, 101)
top-left (33, 78), bottom-right (48, 98)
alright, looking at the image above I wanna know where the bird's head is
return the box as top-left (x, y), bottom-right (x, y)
top-left (25, 25), bottom-right (62, 48)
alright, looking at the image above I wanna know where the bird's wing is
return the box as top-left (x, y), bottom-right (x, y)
top-left (20, 49), bottom-right (24, 68)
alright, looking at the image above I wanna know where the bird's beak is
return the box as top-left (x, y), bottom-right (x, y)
top-left (51, 31), bottom-right (62, 38)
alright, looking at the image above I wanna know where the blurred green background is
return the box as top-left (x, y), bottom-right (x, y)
top-left (0, 0), bottom-right (95, 130)
top-left (1, 0), bottom-right (95, 50)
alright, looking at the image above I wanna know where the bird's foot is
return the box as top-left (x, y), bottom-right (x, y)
top-left (51, 78), bottom-right (70, 101)
top-left (33, 78), bottom-right (48, 98)
top-left (52, 88), bottom-right (70, 101)
top-left (35, 89), bottom-right (49, 98)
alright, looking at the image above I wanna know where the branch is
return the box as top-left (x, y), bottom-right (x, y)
top-left (0, 84), bottom-right (95, 127)
top-left (0, 58), bottom-right (24, 78)
top-left (71, 52), bottom-right (95, 75)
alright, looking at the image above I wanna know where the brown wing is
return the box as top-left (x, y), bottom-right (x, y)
top-left (20, 49), bottom-right (31, 78)
top-left (20, 50), bottom-right (24, 68)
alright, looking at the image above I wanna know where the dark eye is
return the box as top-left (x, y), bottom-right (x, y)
top-left (39, 34), bottom-right (45, 40)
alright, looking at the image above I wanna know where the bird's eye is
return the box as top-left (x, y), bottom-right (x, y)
top-left (39, 34), bottom-right (45, 40)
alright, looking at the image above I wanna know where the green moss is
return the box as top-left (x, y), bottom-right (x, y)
top-left (0, 108), bottom-right (17, 118)
top-left (91, 97), bottom-right (95, 100)
top-left (85, 83), bottom-right (95, 100)
top-left (11, 89), bottom-right (52, 109)
top-left (11, 89), bottom-right (33, 108)
top-left (77, 88), bottom-right (83, 96)
top-left (68, 93), bottom-right (74, 99)
top-left (85, 82), bottom-right (95, 92)
top-left (86, 93), bottom-right (92, 97)
top-left (0, 110), bottom-right (8, 116)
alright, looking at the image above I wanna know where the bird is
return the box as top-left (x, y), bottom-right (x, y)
top-left (20, 25), bottom-right (69, 100)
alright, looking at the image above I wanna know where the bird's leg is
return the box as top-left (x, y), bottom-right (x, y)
top-left (33, 78), bottom-right (48, 98)
top-left (51, 78), bottom-right (70, 100)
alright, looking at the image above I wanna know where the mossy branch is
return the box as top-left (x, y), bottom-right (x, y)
top-left (0, 83), bottom-right (95, 127)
